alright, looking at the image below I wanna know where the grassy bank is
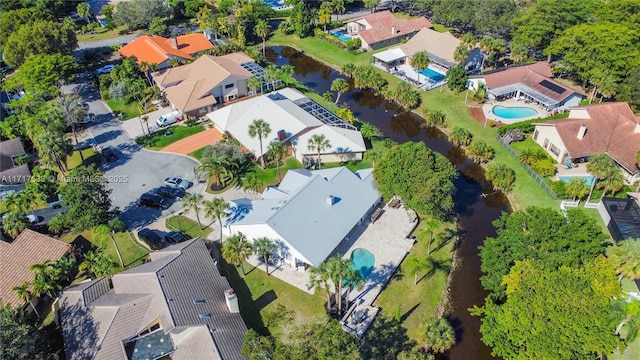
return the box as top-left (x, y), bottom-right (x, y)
top-left (165, 215), bottom-right (213, 240)
top-left (107, 99), bottom-right (141, 120)
top-left (61, 229), bottom-right (149, 271)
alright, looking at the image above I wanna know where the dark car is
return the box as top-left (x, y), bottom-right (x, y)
top-left (102, 147), bottom-right (118, 162)
top-left (138, 193), bottom-right (169, 209)
top-left (165, 231), bottom-right (190, 244)
top-left (138, 228), bottom-right (165, 250)
top-left (155, 186), bottom-right (184, 200)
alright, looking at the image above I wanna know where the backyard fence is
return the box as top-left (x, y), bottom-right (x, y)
top-left (495, 134), bottom-right (558, 200)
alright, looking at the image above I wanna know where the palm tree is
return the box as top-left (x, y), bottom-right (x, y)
top-left (2, 210), bottom-right (27, 238)
top-left (263, 64), bottom-right (280, 91)
top-left (35, 131), bottom-right (71, 174)
top-left (422, 218), bottom-right (440, 255)
top-left (203, 197), bottom-right (229, 243)
top-left (331, 78), bottom-right (349, 104)
top-left (307, 134), bottom-right (331, 169)
top-left (318, 3), bottom-right (332, 31)
top-left (79, 251), bottom-right (117, 279)
top-left (411, 51), bottom-right (430, 89)
top-left (608, 240), bottom-right (640, 281)
top-left (404, 254), bottom-right (428, 286)
top-left (255, 20), bottom-right (270, 56)
top-left (58, 94), bottom-right (87, 147)
top-left (95, 223), bottom-right (124, 267)
top-left (267, 141), bottom-right (287, 182)
top-left (280, 65), bottom-right (295, 86)
top-left (309, 262), bottom-right (333, 310)
top-left (598, 168), bottom-right (625, 199)
top-left (32, 274), bottom-right (55, 299)
top-left (343, 268), bottom-right (364, 309)
top-left (342, 63), bottom-right (355, 78)
top-left (77, 2), bottom-right (92, 23)
top-left (333, 0), bottom-right (346, 19)
top-left (359, 123), bottom-right (378, 140)
top-left (612, 298), bottom-right (640, 341)
top-left (248, 119), bottom-right (271, 169)
top-left (11, 281), bottom-right (39, 318)
top-left (564, 177), bottom-right (589, 201)
top-left (242, 172), bottom-right (263, 200)
top-left (222, 232), bottom-right (253, 275)
top-left (449, 126), bottom-right (473, 147)
top-left (326, 256), bottom-right (353, 316)
top-left (183, 193), bottom-right (204, 230)
top-left (586, 153), bottom-right (617, 202)
top-left (421, 317), bottom-right (456, 353)
top-left (253, 237), bottom-right (276, 275)
top-left (196, 153), bottom-right (232, 188)
top-left (247, 75), bottom-right (263, 96)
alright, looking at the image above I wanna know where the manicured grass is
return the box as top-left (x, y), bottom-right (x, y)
top-left (165, 215), bottom-right (213, 240)
top-left (375, 220), bottom-right (455, 342)
top-left (189, 146), bottom-right (207, 160)
top-left (136, 125), bottom-right (206, 150)
top-left (77, 26), bottom-right (131, 42)
top-left (61, 229), bottom-right (149, 270)
top-left (610, 334), bottom-right (640, 360)
top-left (106, 99), bottom-right (141, 120)
top-left (432, 23), bottom-right (452, 33)
top-left (254, 157), bottom-right (303, 189)
top-left (66, 147), bottom-right (101, 170)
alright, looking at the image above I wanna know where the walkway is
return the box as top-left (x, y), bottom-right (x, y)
top-left (160, 128), bottom-right (224, 155)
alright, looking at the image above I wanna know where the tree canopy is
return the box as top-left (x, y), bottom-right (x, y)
top-left (3, 19), bottom-right (77, 68)
top-left (60, 165), bottom-right (114, 231)
top-left (373, 142), bottom-right (457, 220)
top-left (4, 54), bottom-right (76, 97)
top-left (113, 0), bottom-right (171, 31)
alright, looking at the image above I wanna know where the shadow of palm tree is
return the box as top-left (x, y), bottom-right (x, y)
top-left (418, 257), bottom-right (452, 283)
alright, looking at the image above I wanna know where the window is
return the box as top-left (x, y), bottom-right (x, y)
top-left (227, 94), bottom-right (236, 101)
top-left (533, 130), bottom-right (539, 141)
top-left (549, 144), bottom-right (561, 156)
top-left (543, 139), bottom-right (549, 149)
top-left (224, 83), bottom-right (234, 89)
top-left (198, 107), bottom-right (207, 114)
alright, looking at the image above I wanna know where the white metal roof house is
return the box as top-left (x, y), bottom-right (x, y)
top-left (207, 88), bottom-right (366, 166)
top-left (224, 166), bottom-right (381, 268)
top-left (58, 239), bottom-right (247, 360)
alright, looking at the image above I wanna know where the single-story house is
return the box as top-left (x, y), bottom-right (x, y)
top-left (345, 10), bottom-right (432, 50)
top-left (119, 33), bottom-right (213, 69)
top-left (0, 138), bottom-right (31, 184)
top-left (533, 102), bottom-right (640, 183)
top-left (0, 229), bottom-right (72, 308)
top-left (59, 239), bottom-right (247, 360)
top-left (207, 87), bottom-right (366, 165)
top-left (467, 62), bottom-right (584, 112)
top-left (372, 28), bottom-right (483, 74)
top-left (152, 52), bottom-right (259, 118)
top-left (224, 166), bottom-right (381, 268)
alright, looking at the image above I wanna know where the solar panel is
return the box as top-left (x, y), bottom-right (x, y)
top-left (539, 79), bottom-right (566, 94)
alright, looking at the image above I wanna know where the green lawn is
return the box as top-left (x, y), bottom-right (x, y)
top-left (77, 26), bottom-right (131, 42)
top-left (254, 157), bottom-right (303, 189)
top-left (66, 147), bottom-right (101, 170)
top-left (432, 23), bottom-right (452, 33)
top-left (61, 229), bottom-right (149, 270)
top-left (106, 99), bottom-right (141, 120)
top-left (165, 215), bottom-right (213, 240)
top-left (136, 125), bottom-right (206, 150)
top-left (375, 220), bottom-right (455, 342)
top-left (189, 146), bottom-right (207, 160)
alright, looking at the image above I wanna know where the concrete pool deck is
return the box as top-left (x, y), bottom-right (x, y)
top-left (482, 98), bottom-right (548, 124)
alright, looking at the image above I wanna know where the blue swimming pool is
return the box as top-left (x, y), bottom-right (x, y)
top-left (419, 68), bottom-right (445, 83)
top-left (350, 248), bottom-right (375, 279)
top-left (492, 105), bottom-right (538, 119)
top-left (331, 30), bottom-right (352, 42)
top-left (559, 175), bottom-right (595, 186)
top-left (263, 0), bottom-right (284, 8)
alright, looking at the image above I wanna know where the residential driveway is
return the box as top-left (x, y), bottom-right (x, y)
top-left (120, 107), bottom-right (173, 140)
top-left (62, 75), bottom-right (205, 230)
top-left (161, 128), bottom-right (223, 155)
top-left (77, 33), bottom-right (142, 50)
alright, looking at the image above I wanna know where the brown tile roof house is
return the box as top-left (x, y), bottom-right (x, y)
top-left (152, 52), bottom-right (254, 117)
top-left (535, 102), bottom-right (640, 178)
top-left (119, 34), bottom-right (213, 69)
top-left (399, 28), bottom-right (461, 67)
top-left (0, 138), bottom-right (30, 184)
top-left (0, 229), bottom-right (72, 307)
top-left (59, 239), bottom-right (247, 360)
top-left (347, 10), bottom-right (432, 50)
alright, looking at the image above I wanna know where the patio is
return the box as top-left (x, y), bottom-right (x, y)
top-left (372, 61), bottom-right (446, 91)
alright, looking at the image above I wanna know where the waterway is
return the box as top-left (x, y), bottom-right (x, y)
top-left (267, 46), bottom-right (510, 359)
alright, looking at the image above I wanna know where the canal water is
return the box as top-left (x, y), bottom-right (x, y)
top-left (267, 46), bottom-right (509, 359)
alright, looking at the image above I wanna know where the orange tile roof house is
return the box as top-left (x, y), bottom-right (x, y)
top-left (345, 10), bottom-right (432, 50)
top-left (119, 34), bottom-right (213, 69)
top-left (0, 229), bottom-right (72, 308)
top-left (468, 62), bottom-right (584, 112)
top-left (151, 52), bottom-right (256, 117)
top-left (533, 102), bottom-right (640, 183)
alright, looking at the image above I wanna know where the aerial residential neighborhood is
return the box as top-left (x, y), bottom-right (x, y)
top-left (1, 1), bottom-right (639, 360)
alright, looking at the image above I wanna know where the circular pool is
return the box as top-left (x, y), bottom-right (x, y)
top-left (350, 248), bottom-right (375, 279)
top-left (492, 105), bottom-right (538, 119)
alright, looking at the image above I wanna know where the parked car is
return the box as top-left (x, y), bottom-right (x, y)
top-left (155, 186), bottom-right (184, 200)
top-left (164, 177), bottom-right (192, 189)
top-left (96, 65), bottom-right (115, 74)
top-left (138, 228), bottom-right (165, 250)
top-left (101, 147), bottom-right (118, 162)
top-left (138, 193), bottom-right (169, 209)
top-left (156, 110), bottom-right (181, 127)
top-left (165, 231), bottom-right (190, 244)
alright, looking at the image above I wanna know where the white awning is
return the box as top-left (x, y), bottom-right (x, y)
top-left (372, 48), bottom-right (406, 63)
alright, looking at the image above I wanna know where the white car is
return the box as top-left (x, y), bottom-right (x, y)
top-left (164, 177), bottom-right (192, 189)
top-left (96, 65), bottom-right (115, 74)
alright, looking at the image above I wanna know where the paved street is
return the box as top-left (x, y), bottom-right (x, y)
top-left (77, 33), bottom-right (141, 50)
top-left (62, 76), bottom-right (204, 230)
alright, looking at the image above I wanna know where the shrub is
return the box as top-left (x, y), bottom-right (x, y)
top-left (497, 112), bottom-right (570, 136)
top-left (533, 159), bottom-right (556, 177)
top-left (550, 180), bottom-right (566, 198)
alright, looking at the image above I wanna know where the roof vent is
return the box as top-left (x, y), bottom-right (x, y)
top-left (193, 299), bottom-right (205, 304)
top-left (170, 36), bottom-right (178, 50)
top-left (199, 313), bottom-right (211, 319)
top-left (326, 195), bottom-right (337, 206)
top-left (577, 124), bottom-right (587, 140)
top-left (225, 289), bottom-right (239, 313)
top-left (391, 26), bottom-right (397, 35)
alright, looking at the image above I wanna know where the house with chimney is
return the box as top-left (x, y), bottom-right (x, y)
top-left (224, 166), bottom-right (380, 269)
top-left (119, 33), bottom-right (213, 69)
top-left (58, 238), bottom-right (247, 360)
top-left (345, 10), bottom-right (432, 50)
top-left (532, 102), bottom-right (640, 183)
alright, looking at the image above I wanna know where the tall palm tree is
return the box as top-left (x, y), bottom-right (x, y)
top-left (318, 3), bottom-right (332, 31)
top-left (222, 232), bottom-right (253, 275)
top-left (565, 177), bottom-right (589, 201)
top-left (2, 210), bottom-right (27, 238)
top-left (183, 193), bottom-right (204, 230)
top-left (598, 168), bottom-right (625, 199)
top-left (331, 78), bottom-right (349, 104)
top-left (11, 281), bottom-right (39, 318)
top-left (255, 20), bottom-right (270, 56)
top-left (421, 317), bottom-right (456, 353)
top-left (58, 94), bottom-right (87, 147)
top-left (253, 237), bottom-right (276, 275)
top-left (32, 274), bottom-right (55, 299)
top-left (248, 119), bottom-right (271, 169)
top-left (359, 123), bottom-right (378, 140)
top-left (326, 256), bottom-right (353, 316)
top-left (35, 131), bottom-right (71, 174)
top-left (343, 268), bottom-right (364, 309)
top-left (404, 254), bottom-right (428, 286)
top-left (608, 240), bottom-right (640, 281)
top-left (586, 153), bottom-right (616, 202)
top-left (612, 298), bottom-right (640, 341)
top-left (263, 64), bottom-right (280, 91)
top-left (79, 251), bottom-right (117, 279)
top-left (342, 63), bottom-right (355, 78)
top-left (266, 141), bottom-right (287, 182)
top-left (203, 197), bottom-right (229, 243)
top-left (307, 134), bottom-right (331, 169)
top-left (247, 75), bottom-right (263, 96)
top-left (77, 2), bottom-right (92, 23)
top-left (196, 153), bottom-right (232, 188)
top-left (309, 262), bottom-right (333, 310)
top-left (411, 51), bottom-right (430, 89)
top-left (242, 172), bottom-right (263, 200)
top-left (422, 218), bottom-right (440, 255)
